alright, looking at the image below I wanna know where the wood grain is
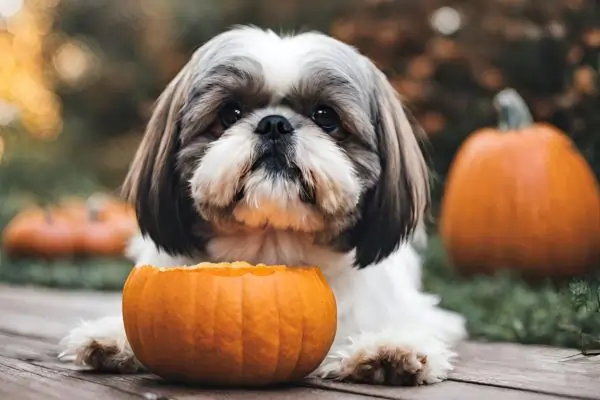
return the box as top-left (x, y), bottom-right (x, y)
top-left (0, 284), bottom-right (120, 340)
top-left (0, 355), bottom-right (140, 400)
top-left (303, 378), bottom-right (569, 400)
top-left (453, 341), bottom-right (600, 399)
top-left (0, 333), bottom-right (372, 399)
top-left (0, 283), bottom-right (598, 400)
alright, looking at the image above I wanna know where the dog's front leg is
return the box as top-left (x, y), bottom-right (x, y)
top-left (59, 315), bottom-right (144, 373)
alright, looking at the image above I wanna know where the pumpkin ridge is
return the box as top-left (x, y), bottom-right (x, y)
top-left (210, 275), bottom-right (221, 377)
top-left (122, 263), bottom-right (337, 385)
top-left (150, 271), bottom-right (161, 372)
top-left (240, 272), bottom-right (245, 381)
top-left (286, 276), bottom-right (306, 381)
top-left (272, 274), bottom-right (282, 380)
top-left (133, 267), bottom-right (152, 368)
top-left (186, 272), bottom-right (199, 376)
top-left (315, 272), bottom-right (337, 361)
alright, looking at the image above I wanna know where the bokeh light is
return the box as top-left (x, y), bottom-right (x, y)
top-left (0, 0), bottom-right (62, 139)
top-left (53, 39), bottom-right (97, 87)
top-left (0, 134), bottom-right (4, 164)
top-left (0, 0), bottom-right (23, 19)
top-left (430, 7), bottom-right (462, 36)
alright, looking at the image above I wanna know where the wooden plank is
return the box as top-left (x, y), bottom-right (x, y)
top-left (452, 341), bottom-right (600, 400)
top-left (0, 355), bottom-right (140, 400)
top-left (0, 284), bottom-right (122, 314)
top-left (3, 358), bottom-right (565, 400)
top-left (0, 332), bottom-right (57, 361)
top-left (22, 362), bottom-right (375, 400)
top-left (0, 333), bottom-right (372, 399)
top-left (80, 375), bottom-right (375, 400)
top-left (0, 332), bottom-right (576, 400)
top-left (303, 379), bottom-right (568, 400)
top-left (0, 284), bottom-right (120, 340)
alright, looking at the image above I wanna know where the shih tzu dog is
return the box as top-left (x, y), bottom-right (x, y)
top-left (59, 26), bottom-right (467, 385)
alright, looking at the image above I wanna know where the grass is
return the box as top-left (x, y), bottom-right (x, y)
top-left (0, 236), bottom-right (598, 351)
top-left (423, 236), bottom-right (600, 350)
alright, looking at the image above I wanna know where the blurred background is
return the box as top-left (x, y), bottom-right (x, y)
top-left (0, 0), bottom-right (598, 350)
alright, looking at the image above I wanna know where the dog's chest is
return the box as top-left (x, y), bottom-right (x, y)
top-left (205, 229), bottom-right (350, 273)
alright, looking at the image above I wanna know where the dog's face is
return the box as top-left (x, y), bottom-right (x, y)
top-left (123, 27), bottom-right (429, 268)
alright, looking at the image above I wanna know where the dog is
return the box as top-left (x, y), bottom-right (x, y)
top-left (59, 26), bottom-right (467, 386)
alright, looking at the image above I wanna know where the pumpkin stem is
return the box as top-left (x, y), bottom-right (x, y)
top-left (88, 207), bottom-right (100, 222)
top-left (87, 193), bottom-right (110, 221)
top-left (43, 207), bottom-right (53, 224)
top-left (86, 200), bottom-right (101, 222)
top-left (493, 88), bottom-right (534, 130)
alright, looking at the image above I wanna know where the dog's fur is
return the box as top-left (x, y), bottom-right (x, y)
top-left (59, 26), bottom-right (467, 385)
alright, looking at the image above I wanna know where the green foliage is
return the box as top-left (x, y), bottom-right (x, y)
top-left (0, 254), bottom-right (132, 291)
top-left (0, 130), bottom-right (115, 229)
top-left (423, 236), bottom-right (600, 349)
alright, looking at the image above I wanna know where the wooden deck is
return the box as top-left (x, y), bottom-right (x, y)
top-left (0, 283), bottom-right (598, 400)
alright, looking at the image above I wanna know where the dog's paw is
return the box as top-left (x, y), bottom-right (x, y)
top-left (58, 316), bottom-right (144, 374)
top-left (70, 338), bottom-right (142, 373)
top-left (337, 346), bottom-right (433, 385)
top-left (314, 330), bottom-right (456, 386)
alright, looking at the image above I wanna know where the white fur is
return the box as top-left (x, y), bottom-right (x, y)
top-left (58, 316), bottom-right (128, 361)
top-left (190, 124), bottom-right (258, 209)
top-left (294, 127), bottom-right (361, 215)
top-left (58, 26), bottom-right (467, 385)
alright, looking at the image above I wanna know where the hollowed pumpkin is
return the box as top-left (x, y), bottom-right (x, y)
top-left (440, 88), bottom-right (600, 277)
top-left (122, 262), bottom-right (337, 386)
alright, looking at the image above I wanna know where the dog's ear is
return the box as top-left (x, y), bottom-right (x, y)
top-left (122, 64), bottom-right (200, 256)
top-left (351, 66), bottom-right (430, 268)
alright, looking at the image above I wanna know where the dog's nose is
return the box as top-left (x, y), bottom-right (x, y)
top-left (254, 115), bottom-right (293, 137)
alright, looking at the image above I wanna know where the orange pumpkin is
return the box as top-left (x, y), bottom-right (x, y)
top-left (76, 208), bottom-right (131, 256)
top-left (2, 208), bottom-right (77, 258)
top-left (59, 194), bottom-right (138, 236)
top-left (440, 88), bottom-right (600, 277)
top-left (2, 194), bottom-right (138, 259)
top-left (122, 262), bottom-right (337, 386)
top-left (58, 195), bottom-right (138, 256)
top-left (100, 204), bottom-right (138, 241)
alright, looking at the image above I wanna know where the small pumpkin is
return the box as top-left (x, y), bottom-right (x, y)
top-left (2, 195), bottom-right (139, 259)
top-left (122, 262), bottom-right (337, 386)
top-left (440, 88), bottom-right (600, 277)
top-left (59, 194), bottom-right (137, 236)
top-left (76, 207), bottom-right (131, 256)
top-left (2, 208), bottom-right (77, 258)
top-left (100, 204), bottom-right (138, 241)
top-left (58, 194), bottom-right (138, 256)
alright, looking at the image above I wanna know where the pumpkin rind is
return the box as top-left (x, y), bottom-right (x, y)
top-left (122, 263), bottom-right (337, 386)
top-left (440, 89), bottom-right (600, 277)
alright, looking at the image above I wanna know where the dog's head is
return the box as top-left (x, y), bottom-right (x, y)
top-left (123, 26), bottom-right (429, 268)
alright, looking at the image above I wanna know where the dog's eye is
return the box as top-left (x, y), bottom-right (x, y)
top-left (219, 102), bottom-right (243, 128)
top-left (312, 106), bottom-right (340, 133)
